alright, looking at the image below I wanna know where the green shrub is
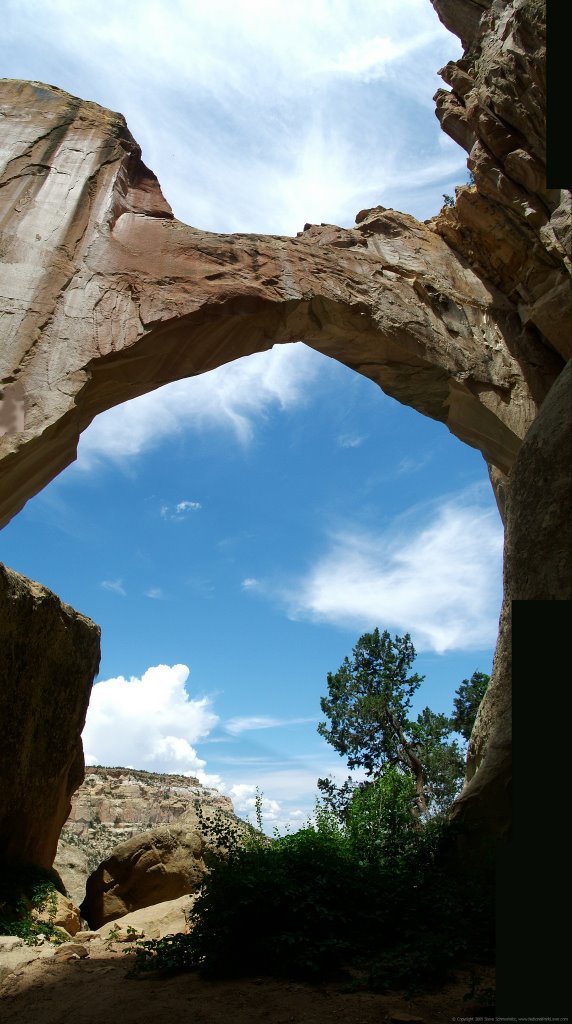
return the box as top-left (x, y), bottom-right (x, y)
top-left (0, 863), bottom-right (69, 944)
top-left (130, 801), bottom-right (494, 990)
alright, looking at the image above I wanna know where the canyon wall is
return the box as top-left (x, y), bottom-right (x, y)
top-left (0, 0), bottom-right (569, 862)
top-left (0, 564), bottom-right (100, 869)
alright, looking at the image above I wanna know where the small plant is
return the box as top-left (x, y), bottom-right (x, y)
top-left (0, 864), bottom-right (68, 945)
top-left (105, 923), bottom-right (121, 946)
top-left (442, 193), bottom-right (455, 207)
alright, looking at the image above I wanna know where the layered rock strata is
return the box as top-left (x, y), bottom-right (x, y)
top-left (55, 766), bottom-right (234, 902)
top-left (0, 564), bottom-right (100, 869)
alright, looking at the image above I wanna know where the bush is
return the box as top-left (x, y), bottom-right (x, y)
top-left (0, 863), bottom-right (69, 944)
top-left (131, 797), bottom-right (494, 991)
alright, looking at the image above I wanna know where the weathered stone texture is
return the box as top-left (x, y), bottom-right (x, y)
top-left (0, 0), bottom-right (569, 852)
top-left (0, 71), bottom-right (562, 531)
top-left (432, 0), bottom-right (571, 364)
top-left (55, 766), bottom-right (235, 903)
top-left (0, 564), bottom-right (100, 869)
top-left (81, 807), bottom-right (249, 928)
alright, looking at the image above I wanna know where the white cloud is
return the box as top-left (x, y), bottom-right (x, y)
top-left (3, 0), bottom-right (463, 239)
top-left (100, 578), bottom-right (126, 597)
top-left (227, 784), bottom-right (281, 823)
top-left (325, 29), bottom-right (440, 80)
top-left (225, 716), bottom-right (318, 736)
top-left (283, 493), bottom-right (503, 653)
top-left (76, 344), bottom-right (322, 469)
top-left (82, 664), bottom-right (219, 774)
top-left (241, 578), bottom-right (260, 591)
top-left (337, 433), bottom-right (366, 449)
top-left (144, 586), bottom-right (164, 600)
top-left (160, 500), bottom-right (202, 521)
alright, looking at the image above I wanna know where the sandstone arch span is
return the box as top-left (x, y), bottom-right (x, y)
top-left (0, 77), bottom-right (558, 531)
top-left (1, 0), bottom-right (570, 870)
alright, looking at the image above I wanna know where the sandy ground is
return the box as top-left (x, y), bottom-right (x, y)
top-left (0, 941), bottom-right (495, 1024)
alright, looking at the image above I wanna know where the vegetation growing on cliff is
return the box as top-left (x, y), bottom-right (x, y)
top-left (0, 865), bottom-right (68, 944)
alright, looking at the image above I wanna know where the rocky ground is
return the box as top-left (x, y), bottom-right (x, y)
top-left (0, 937), bottom-right (495, 1024)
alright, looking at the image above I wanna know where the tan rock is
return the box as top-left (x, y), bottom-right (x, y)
top-left (94, 894), bottom-right (196, 941)
top-left (32, 891), bottom-right (81, 937)
top-left (81, 807), bottom-right (248, 928)
top-left (0, 76), bottom-right (558, 535)
top-left (55, 767), bottom-right (234, 908)
top-left (52, 942), bottom-right (89, 961)
top-left (53, 841), bottom-right (91, 908)
top-left (0, 563), bottom-right (100, 870)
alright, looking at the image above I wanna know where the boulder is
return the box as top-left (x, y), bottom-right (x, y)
top-left (81, 808), bottom-right (248, 928)
top-left (0, 564), bottom-right (100, 870)
top-left (94, 894), bottom-right (196, 941)
top-left (32, 891), bottom-right (82, 937)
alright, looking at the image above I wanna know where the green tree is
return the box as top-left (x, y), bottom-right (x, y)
top-left (409, 707), bottom-right (465, 815)
top-left (317, 629), bottom-right (466, 821)
top-left (317, 629), bottom-right (428, 816)
top-left (451, 671), bottom-right (490, 742)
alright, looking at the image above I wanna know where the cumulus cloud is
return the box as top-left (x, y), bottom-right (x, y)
top-left (82, 664), bottom-right (219, 774)
top-left (284, 493), bottom-right (503, 653)
top-left (76, 344), bottom-right (322, 469)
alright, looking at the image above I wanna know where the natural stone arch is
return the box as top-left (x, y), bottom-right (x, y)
top-left (1, 0), bottom-right (570, 870)
top-left (0, 79), bottom-right (556, 531)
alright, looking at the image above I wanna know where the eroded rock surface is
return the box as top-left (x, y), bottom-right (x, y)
top-left (0, 564), bottom-right (100, 869)
top-left (1, 34), bottom-right (567, 531)
top-left (55, 766), bottom-right (234, 903)
top-left (81, 806), bottom-right (249, 928)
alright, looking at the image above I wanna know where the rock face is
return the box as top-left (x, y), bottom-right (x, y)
top-left (0, 0), bottom-right (569, 851)
top-left (1, 62), bottom-right (568, 532)
top-left (432, 0), bottom-right (570, 364)
top-left (81, 806), bottom-right (248, 928)
top-left (54, 766), bottom-right (234, 903)
top-left (0, 564), bottom-right (100, 870)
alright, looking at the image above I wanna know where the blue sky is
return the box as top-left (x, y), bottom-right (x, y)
top-left (1, 1), bottom-right (502, 830)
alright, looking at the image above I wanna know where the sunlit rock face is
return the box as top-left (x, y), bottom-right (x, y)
top-left (55, 766), bottom-right (234, 904)
top-left (432, 0), bottom-right (570, 365)
top-left (0, 69), bottom-right (563, 531)
top-left (0, 0), bottom-right (569, 855)
top-left (0, 564), bottom-right (100, 870)
top-left (80, 806), bottom-right (249, 928)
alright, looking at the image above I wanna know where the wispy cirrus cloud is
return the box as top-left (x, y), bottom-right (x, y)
top-left (76, 344), bottom-right (322, 470)
top-left (225, 715), bottom-right (318, 736)
top-left (337, 433), bottom-right (366, 449)
top-left (280, 489), bottom-right (503, 654)
top-left (100, 578), bottom-right (126, 597)
top-left (3, 0), bottom-right (464, 238)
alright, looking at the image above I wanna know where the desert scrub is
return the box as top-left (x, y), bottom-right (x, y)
top-left (130, 798), bottom-right (494, 990)
top-left (0, 864), bottom-right (69, 944)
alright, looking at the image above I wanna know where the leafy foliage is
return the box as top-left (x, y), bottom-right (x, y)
top-left (130, 783), bottom-right (494, 991)
top-left (0, 864), bottom-right (69, 944)
top-left (451, 671), bottom-right (490, 742)
top-left (317, 629), bottom-right (467, 820)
